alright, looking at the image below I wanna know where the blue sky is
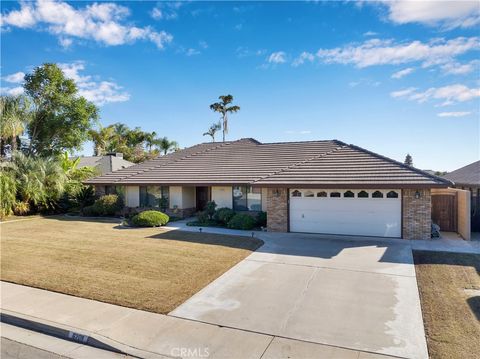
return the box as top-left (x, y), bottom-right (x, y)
top-left (1, 1), bottom-right (479, 171)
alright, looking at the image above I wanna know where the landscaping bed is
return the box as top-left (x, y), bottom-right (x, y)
top-left (1, 216), bottom-right (263, 314)
top-left (413, 251), bottom-right (480, 359)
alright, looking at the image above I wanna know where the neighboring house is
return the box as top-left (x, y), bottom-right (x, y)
top-left (443, 161), bottom-right (480, 232)
top-left (76, 153), bottom-right (134, 175)
top-left (86, 138), bottom-right (452, 240)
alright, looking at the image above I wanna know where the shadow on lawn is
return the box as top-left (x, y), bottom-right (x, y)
top-left (147, 229), bottom-right (264, 251)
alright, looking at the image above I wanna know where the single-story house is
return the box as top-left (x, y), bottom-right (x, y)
top-left (75, 152), bottom-right (134, 176)
top-left (442, 160), bottom-right (479, 232)
top-left (86, 138), bottom-right (452, 240)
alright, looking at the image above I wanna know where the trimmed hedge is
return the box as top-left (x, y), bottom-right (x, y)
top-left (131, 210), bottom-right (169, 227)
top-left (227, 213), bottom-right (256, 230)
top-left (82, 194), bottom-right (123, 216)
top-left (214, 207), bottom-right (235, 225)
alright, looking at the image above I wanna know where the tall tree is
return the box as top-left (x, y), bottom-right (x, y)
top-left (404, 154), bottom-right (413, 166)
top-left (203, 122), bottom-right (221, 142)
top-left (24, 63), bottom-right (98, 156)
top-left (88, 126), bottom-right (115, 156)
top-left (157, 137), bottom-right (179, 155)
top-left (144, 131), bottom-right (160, 153)
top-left (0, 95), bottom-right (30, 153)
top-left (209, 95), bottom-right (240, 142)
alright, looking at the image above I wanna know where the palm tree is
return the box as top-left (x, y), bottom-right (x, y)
top-left (203, 122), bottom-right (221, 142)
top-left (0, 95), bottom-right (30, 153)
top-left (157, 137), bottom-right (179, 155)
top-left (144, 131), bottom-right (159, 153)
top-left (88, 126), bottom-right (115, 156)
top-left (209, 95), bottom-right (240, 142)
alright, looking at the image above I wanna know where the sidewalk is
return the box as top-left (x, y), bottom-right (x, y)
top-left (1, 282), bottom-right (394, 359)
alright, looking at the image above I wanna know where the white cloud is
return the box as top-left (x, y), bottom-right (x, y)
top-left (59, 37), bottom-right (73, 48)
top-left (268, 51), bottom-right (286, 64)
top-left (1, 0), bottom-right (173, 49)
top-left (58, 61), bottom-right (130, 105)
top-left (315, 37), bottom-right (479, 68)
top-left (363, 31), bottom-right (378, 37)
top-left (292, 51), bottom-right (315, 67)
top-left (0, 86), bottom-right (24, 96)
top-left (440, 60), bottom-right (479, 75)
top-left (3, 71), bottom-right (25, 83)
top-left (185, 48), bottom-right (200, 56)
top-left (150, 2), bottom-right (183, 20)
top-left (284, 130), bottom-right (312, 135)
top-left (235, 47), bottom-right (266, 58)
top-left (391, 67), bottom-right (414, 79)
top-left (391, 84), bottom-right (480, 106)
top-left (390, 87), bottom-right (417, 98)
top-left (377, 0), bottom-right (480, 29)
top-left (437, 111), bottom-right (471, 117)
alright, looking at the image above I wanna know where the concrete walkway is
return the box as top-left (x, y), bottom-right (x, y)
top-left (1, 282), bottom-right (396, 359)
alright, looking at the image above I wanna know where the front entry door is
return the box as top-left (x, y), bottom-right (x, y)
top-left (432, 194), bottom-right (457, 232)
top-left (196, 187), bottom-right (209, 211)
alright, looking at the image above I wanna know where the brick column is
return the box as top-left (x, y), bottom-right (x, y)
top-left (402, 189), bottom-right (431, 240)
top-left (266, 188), bottom-right (288, 232)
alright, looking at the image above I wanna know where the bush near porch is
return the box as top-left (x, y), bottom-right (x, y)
top-left (188, 201), bottom-right (267, 230)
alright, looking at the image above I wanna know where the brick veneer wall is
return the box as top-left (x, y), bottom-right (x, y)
top-left (402, 189), bottom-right (432, 240)
top-left (266, 188), bottom-right (288, 232)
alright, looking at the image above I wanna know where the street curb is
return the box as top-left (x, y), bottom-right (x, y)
top-left (0, 311), bottom-right (170, 359)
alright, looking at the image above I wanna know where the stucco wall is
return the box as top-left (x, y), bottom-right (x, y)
top-left (182, 186), bottom-right (195, 209)
top-left (170, 186), bottom-right (183, 208)
top-left (125, 186), bottom-right (139, 207)
top-left (457, 189), bottom-right (471, 240)
top-left (212, 186), bottom-right (232, 208)
top-left (261, 188), bottom-right (268, 212)
top-left (402, 189), bottom-right (432, 240)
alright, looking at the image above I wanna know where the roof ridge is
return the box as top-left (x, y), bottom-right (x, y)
top-left (252, 141), bottom-right (345, 184)
top-left (340, 141), bottom-right (453, 186)
top-left (259, 139), bottom-right (335, 145)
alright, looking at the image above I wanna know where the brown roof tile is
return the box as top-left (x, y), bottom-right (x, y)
top-left (85, 138), bottom-right (451, 188)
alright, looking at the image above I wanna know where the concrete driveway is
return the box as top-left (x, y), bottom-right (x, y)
top-left (170, 233), bottom-right (428, 359)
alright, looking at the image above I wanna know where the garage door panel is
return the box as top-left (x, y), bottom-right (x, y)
top-left (289, 191), bottom-right (401, 238)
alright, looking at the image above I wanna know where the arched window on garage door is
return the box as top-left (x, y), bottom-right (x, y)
top-left (291, 190), bottom-right (302, 197)
top-left (387, 191), bottom-right (399, 198)
top-left (344, 190), bottom-right (354, 198)
top-left (317, 191), bottom-right (327, 197)
top-left (330, 192), bottom-right (341, 198)
top-left (358, 190), bottom-right (369, 198)
top-left (372, 191), bottom-right (384, 198)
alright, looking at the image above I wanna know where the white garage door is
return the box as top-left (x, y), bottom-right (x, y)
top-left (289, 189), bottom-right (401, 238)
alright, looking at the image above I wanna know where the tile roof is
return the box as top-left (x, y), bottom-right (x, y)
top-left (85, 138), bottom-right (451, 188)
top-left (443, 160), bottom-right (480, 186)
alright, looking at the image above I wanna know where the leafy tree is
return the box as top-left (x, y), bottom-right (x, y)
top-left (209, 95), bottom-right (240, 142)
top-left (157, 136), bottom-right (179, 155)
top-left (59, 151), bottom-right (98, 196)
top-left (145, 131), bottom-right (161, 153)
top-left (203, 122), bottom-right (221, 142)
top-left (0, 95), bottom-right (31, 153)
top-left (404, 154), bottom-right (413, 166)
top-left (24, 63), bottom-right (98, 156)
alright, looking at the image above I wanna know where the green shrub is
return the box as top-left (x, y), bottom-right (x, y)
top-left (92, 194), bottom-right (123, 216)
top-left (227, 213), bottom-right (256, 230)
top-left (256, 211), bottom-right (267, 227)
top-left (197, 210), bottom-right (209, 224)
top-left (13, 201), bottom-right (30, 216)
top-left (82, 205), bottom-right (98, 216)
top-left (214, 207), bottom-right (235, 225)
top-left (131, 210), bottom-right (169, 227)
top-left (205, 201), bottom-right (217, 219)
top-left (0, 171), bottom-right (16, 218)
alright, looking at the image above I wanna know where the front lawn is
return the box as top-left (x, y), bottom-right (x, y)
top-left (414, 251), bottom-right (480, 359)
top-left (1, 216), bottom-right (262, 314)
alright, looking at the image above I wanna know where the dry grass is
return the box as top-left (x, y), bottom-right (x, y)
top-left (413, 251), bottom-right (480, 359)
top-left (1, 216), bottom-right (262, 314)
